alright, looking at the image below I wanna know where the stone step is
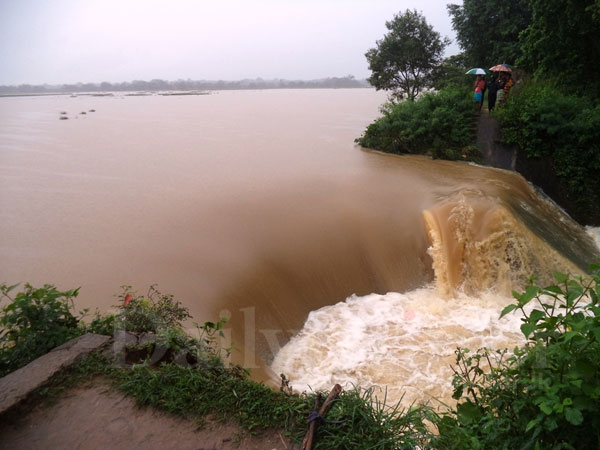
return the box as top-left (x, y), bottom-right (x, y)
top-left (0, 334), bottom-right (111, 416)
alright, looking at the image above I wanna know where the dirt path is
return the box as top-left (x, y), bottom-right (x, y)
top-left (0, 381), bottom-right (295, 450)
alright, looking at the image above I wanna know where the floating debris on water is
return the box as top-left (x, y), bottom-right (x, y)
top-left (159, 91), bottom-right (209, 96)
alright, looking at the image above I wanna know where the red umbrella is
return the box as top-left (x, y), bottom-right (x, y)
top-left (489, 64), bottom-right (512, 72)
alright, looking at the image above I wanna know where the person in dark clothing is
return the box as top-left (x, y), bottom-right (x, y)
top-left (496, 73), bottom-right (507, 106)
top-left (487, 76), bottom-right (499, 111)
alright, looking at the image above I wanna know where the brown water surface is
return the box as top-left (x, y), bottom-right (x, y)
top-left (1, 90), bottom-right (598, 395)
top-left (1, 89), bottom-right (393, 313)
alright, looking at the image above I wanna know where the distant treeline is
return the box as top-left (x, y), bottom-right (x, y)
top-left (0, 76), bottom-right (369, 95)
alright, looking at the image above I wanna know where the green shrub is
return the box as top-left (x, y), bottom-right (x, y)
top-left (496, 81), bottom-right (600, 223)
top-left (0, 283), bottom-right (84, 376)
top-left (356, 87), bottom-right (478, 161)
top-left (436, 267), bottom-right (600, 449)
top-left (86, 311), bottom-right (118, 336)
top-left (115, 284), bottom-right (191, 333)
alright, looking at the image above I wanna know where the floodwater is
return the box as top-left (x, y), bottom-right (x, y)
top-left (1, 89), bottom-right (598, 406)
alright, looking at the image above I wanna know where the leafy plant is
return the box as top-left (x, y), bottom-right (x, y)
top-left (115, 284), bottom-right (191, 333)
top-left (109, 285), bottom-right (232, 369)
top-left (86, 311), bottom-right (117, 335)
top-left (0, 283), bottom-right (84, 376)
top-left (518, 0), bottom-right (600, 96)
top-left (196, 317), bottom-right (231, 359)
top-left (436, 267), bottom-right (600, 449)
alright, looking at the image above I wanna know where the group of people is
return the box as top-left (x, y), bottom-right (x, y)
top-left (474, 71), bottom-right (513, 112)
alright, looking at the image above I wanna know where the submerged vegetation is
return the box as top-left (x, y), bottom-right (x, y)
top-left (2, 266), bottom-right (600, 448)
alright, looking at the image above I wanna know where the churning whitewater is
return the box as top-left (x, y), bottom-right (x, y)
top-left (271, 185), bottom-right (600, 406)
top-left (271, 287), bottom-right (522, 406)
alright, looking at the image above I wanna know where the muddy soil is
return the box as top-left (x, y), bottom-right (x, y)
top-left (0, 381), bottom-right (295, 450)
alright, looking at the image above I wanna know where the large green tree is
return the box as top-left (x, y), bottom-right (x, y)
top-left (519, 0), bottom-right (600, 93)
top-left (365, 10), bottom-right (449, 100)
top-left (447, 0), bottom-right (531, 68)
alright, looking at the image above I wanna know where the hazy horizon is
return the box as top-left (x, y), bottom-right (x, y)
top-left (0, 0), bottom-right (459, 86)
top-left (1, 75), bottom-right (367, 88)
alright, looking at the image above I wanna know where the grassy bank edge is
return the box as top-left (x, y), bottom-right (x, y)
top-left (0, 350), bottom-right (435, 448)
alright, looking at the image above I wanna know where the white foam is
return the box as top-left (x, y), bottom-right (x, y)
top-left (586, 226), bottom-right (600, 252)
top-left (271, 285), bottom-right (524, 407)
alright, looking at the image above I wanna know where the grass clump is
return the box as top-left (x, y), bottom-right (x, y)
top-left (312, 388), bottom-right (434, 449)
top-left (116, 363), bottom-right (309, 436)
top-left (115, 363), bottom-right (435, 447)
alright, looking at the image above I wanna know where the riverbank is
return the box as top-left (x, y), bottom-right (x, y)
top-left (0, 343), bottom-right (432, 449)
top-left (0, 379), bottom-right (293, 450)
top-left (0, 339), bottom-right (295, 450)
top-left (2, 272), bottom-right (599, 449)
top-left (0, 282), bottom-right (436, 449)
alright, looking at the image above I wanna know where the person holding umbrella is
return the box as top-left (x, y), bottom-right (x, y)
top-left (489, 64), bottom-right (513, 107)
top-left (486, 75), bottom-right (499, 111)
top-left (474, 74), bottom-right (486, 112)
top-left (466, 68), bottom-right (487, 113)
top-left (503, 72), bottom-right (514, 100)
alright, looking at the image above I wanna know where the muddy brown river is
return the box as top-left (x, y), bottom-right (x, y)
top-left (1, 89), bottom-right (598, 405)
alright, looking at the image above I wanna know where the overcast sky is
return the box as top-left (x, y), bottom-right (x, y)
top-left (0, 0), bottom-right (460, 86)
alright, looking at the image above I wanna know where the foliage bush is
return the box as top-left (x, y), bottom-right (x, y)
top-left (0, 283), bottom-right (84, 377)
top-left (496, 81), bottom-right (600, 223)
top-left (86, 311), bottom-right (118, 336)
top-left (115, 284), bottom-right (191, 333)
top-left (110, 285), bottom-right (231, 366)
top-left (435, 267), bottom-right (600, 449)
top-left (356, 87), bottom-right (479, 161)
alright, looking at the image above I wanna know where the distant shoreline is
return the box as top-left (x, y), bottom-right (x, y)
top-left (0, 86), bottom-right (372, 98)
top-left (0, 76), bottom-right (370, 96)
top-left (0, 93), bottom-right (73, 98)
